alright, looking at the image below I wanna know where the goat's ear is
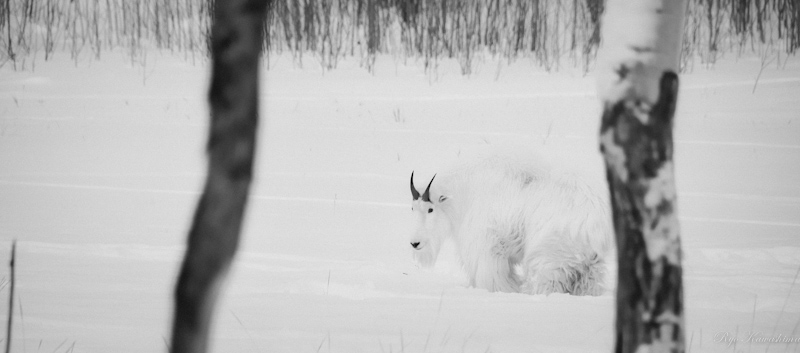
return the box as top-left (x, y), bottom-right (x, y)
top-left (438, 195), bottom-right (448, 203)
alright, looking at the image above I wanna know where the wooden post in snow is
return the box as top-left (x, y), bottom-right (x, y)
top-left (596, 1), bottom-right (687, 352)
top-left (170, 1), bottom-right (269, 352)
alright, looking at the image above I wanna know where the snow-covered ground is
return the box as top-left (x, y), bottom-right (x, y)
top-left (1, 51), bottom-right (799, 352)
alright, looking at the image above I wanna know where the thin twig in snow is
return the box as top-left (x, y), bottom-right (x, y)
top-left (765, 263), bottom-right (800, 352)
top-left (17, 299), bottom-right (24, 353)
top-left (750, 294), bottom-right (758, 353)
top-left (5, 240), bottom-right (15, 353)
top-left (753, 53), bottom-right (776, 94)
top-left (231, 310), bottom-right (261, 353)
top-left (51, 338), bottom-right (68, 353)
top-left (326, 270), bottom-right (331, 295)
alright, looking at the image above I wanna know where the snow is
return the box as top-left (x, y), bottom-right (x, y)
top-left (1, 51), bottom-right (799, 352)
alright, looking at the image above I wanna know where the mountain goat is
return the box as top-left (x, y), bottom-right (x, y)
top-left (409, 154), bottom-right (612, 295)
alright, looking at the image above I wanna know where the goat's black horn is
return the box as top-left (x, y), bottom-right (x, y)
top-left (410, 171), bottom-right (420, 200)
top-left (422, 174), bottom-right (436, 202)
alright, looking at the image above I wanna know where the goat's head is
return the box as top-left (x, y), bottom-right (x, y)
top-left (409, 171), bottom-right (451, 267)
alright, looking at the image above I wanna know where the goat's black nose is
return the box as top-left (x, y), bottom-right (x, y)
top-left (410, 242), bottom-right (420, 249)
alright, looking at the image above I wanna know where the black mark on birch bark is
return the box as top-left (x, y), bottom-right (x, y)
top-left (600, 71), bottom-right (685, 353)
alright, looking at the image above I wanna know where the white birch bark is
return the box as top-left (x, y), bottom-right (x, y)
top-left (596, 1), bottom-right (687, 352)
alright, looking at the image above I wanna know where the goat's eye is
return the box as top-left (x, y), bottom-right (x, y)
top-left (427, 208), bottom-right (434, 213)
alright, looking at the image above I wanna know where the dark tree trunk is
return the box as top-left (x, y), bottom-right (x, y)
top-left (170, 0), bottom-right (269, 352)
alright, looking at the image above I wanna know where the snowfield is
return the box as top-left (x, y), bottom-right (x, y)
top-left (1, 52), bottom-right (799, 352)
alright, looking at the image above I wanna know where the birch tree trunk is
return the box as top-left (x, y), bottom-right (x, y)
top-left (596, 1), bottom-right (687, 352)
top-left (170, 1), bottom-right (268, 352)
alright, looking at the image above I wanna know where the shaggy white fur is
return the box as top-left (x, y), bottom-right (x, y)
top-left (409, 152), bottom-right (613, 296)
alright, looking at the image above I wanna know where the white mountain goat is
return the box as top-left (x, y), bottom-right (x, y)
top-left (409, 155), bottom-right (612, 295)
